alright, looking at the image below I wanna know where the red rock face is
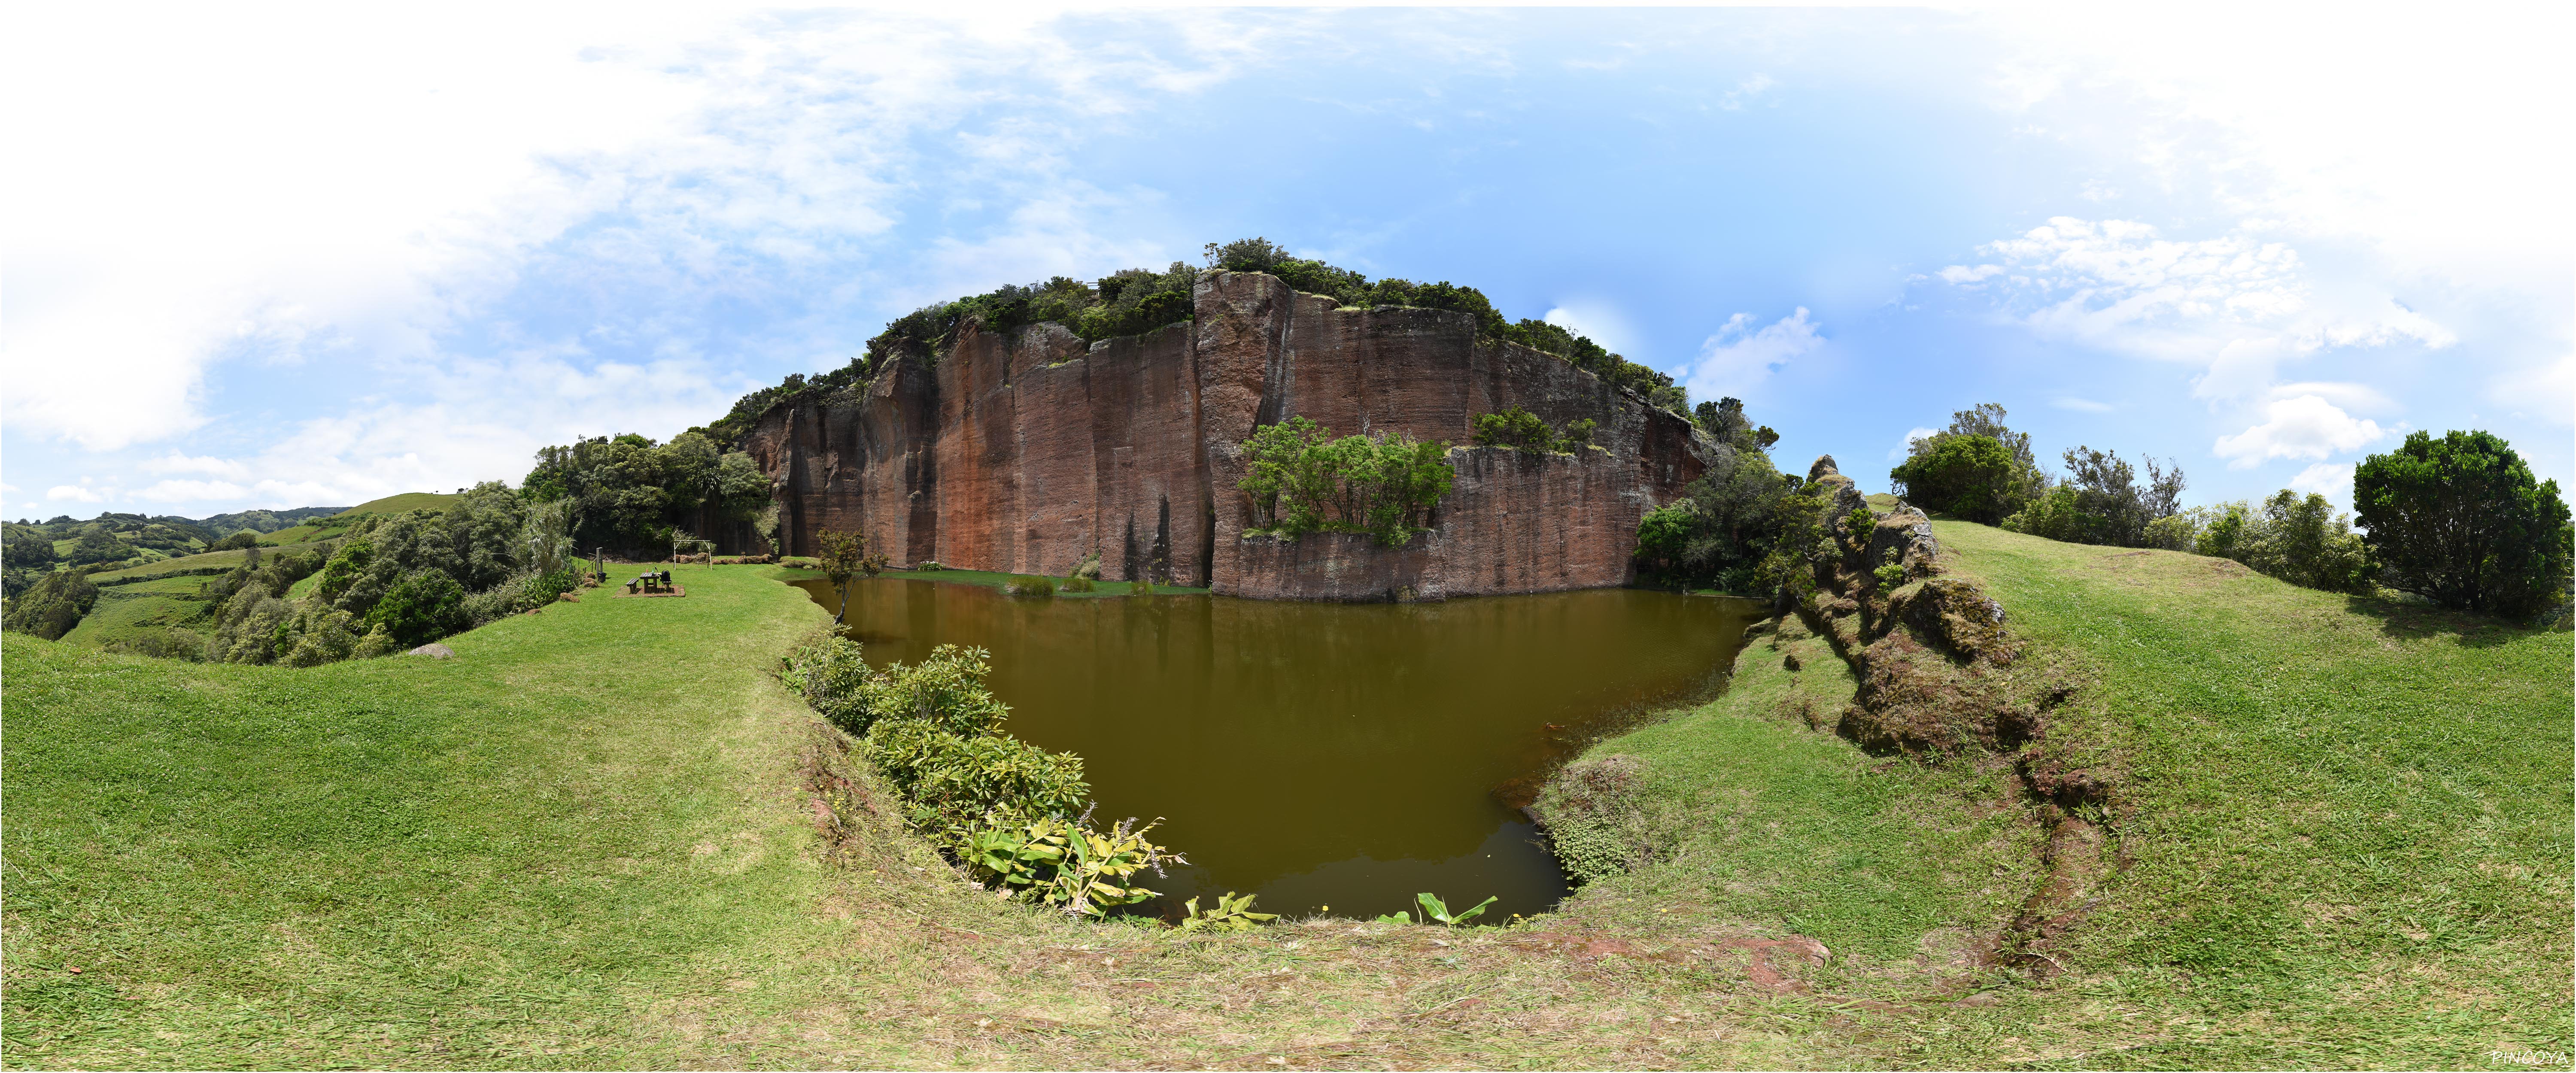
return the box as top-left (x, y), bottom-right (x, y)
top-left (735, 270), bottom-right (1710, 599)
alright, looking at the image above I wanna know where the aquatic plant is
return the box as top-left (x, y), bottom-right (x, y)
top-left (1002, 574), bottom-right (1056, 597)
top-left (1177, 891), bottom-right (1277, 932)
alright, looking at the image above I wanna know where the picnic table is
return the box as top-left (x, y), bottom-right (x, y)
top-left (624, 570), bottom-right (674, 594)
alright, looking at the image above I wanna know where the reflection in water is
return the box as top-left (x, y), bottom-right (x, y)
top-left (795, 578), bottom-right (1768, 920)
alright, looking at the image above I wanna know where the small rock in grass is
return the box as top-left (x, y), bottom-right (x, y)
top-left (408, 643), bottom-right (456, 659)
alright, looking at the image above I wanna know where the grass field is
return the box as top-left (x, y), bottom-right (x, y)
top-left (260, 493), bottom-right (459, 545)
top-left (83, 543), bottom-right (335, 585)
top-left (56, 576), bottom-right (220, 650)
top-left (5, 521), bottom-right (2567, 1068)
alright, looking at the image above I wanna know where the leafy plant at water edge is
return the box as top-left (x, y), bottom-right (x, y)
top-left (1414, 892), bottom-right (1499, 927)
top-left (1177, 891), bottom-right (1279, 932)
top-left (1001, 574), bottom-right (1056, 597)
top-left (960, 813), bottom-right (1179, 917)
top-left (1060, 576), bottom-right (1095, 593)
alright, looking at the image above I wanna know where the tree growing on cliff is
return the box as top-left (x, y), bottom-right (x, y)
top-left (1238, 418), bottom-right (1454, 546)
top-left (814, 529), bottom-right (889, 623)
top-left (2355, 430), bottom-right (2571, 618)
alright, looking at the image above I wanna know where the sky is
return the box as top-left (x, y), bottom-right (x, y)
top-left (4, 5), bottom-right (2569, 522)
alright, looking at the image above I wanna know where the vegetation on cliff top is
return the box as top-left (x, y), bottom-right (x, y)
top-left (702, 237), bottom-right (1694, 449)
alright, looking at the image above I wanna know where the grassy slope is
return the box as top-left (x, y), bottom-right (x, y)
top-left (9, 523), bottom-right (2566, 1069)
top-left (57, 576), bottom-right (219, 649)
top-left (3, 565), bottom-right (1915, 1070)
top-left (261, 493), bottom-right (458, 545)
top-left (83, 543), bottom-right (334, 584)
top-left (1901, 521), bottom-right (2573, 1067)
top-left (5, 565), bottom-right (851, 1068)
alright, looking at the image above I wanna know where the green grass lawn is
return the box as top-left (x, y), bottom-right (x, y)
top-left (7, 520), bottom-right (2566, 1069)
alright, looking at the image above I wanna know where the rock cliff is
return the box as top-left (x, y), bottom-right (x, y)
top-left (729, 270), bottom-right (1713, 600)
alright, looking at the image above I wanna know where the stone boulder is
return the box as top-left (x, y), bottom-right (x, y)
top-left (407, 643), bottom-right (456, 659)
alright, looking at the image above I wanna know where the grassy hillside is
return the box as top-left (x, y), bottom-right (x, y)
top-left (260, 492), bottom-right (459, 544)
top-left (57, 575), bottom-right (221, 650)
top-left (82, 542), bottom-right (334, 585)
top-left (1885, 521), bottom-right (2573, 1067)
top-left (6, 520), bottom-right (2566, 1068)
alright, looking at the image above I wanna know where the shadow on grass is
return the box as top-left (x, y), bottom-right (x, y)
top-left (2340, 591), bottom-right (2539, 649)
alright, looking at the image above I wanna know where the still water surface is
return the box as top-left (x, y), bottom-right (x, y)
top-left (795, 578), bottom-right (1767, 920)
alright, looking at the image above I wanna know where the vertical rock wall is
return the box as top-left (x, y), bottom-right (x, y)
top-left (735, 270), bottom-right (1711, 600)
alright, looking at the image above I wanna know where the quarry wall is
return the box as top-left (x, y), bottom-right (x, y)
top-left (734, 270), bottom-right (1712, 600)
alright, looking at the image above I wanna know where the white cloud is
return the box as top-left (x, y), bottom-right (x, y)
top-left (1718, 73), bottom-right (1776, 110)
top-left (46, 485), bottom-right (106, 503)
top-left (1888, 427), bottom-right (1939, 461)
top-left (2051, 397), bottom-right (2112, 412)
top-left (135, 480), bottom-right (252, 503)
top-left (139, 454), bottom-right (251, 479)
top-left (2267, 381), bottom-right (2394, 415)
top-left (1682, 307), bottom-right (1822, 403)
top-left (1540, 300), bottom-right (1640, 359)
top-left (0, 483), bottom-right (15, 493)
top-left (2211, 394), bottom-right (2388, 470)
top-left (2490, 353), bottom-right (2576, 427)
top-left (2288, 461), bottom-right (2355, 509)
top-left (1936, 264), bottom-right (2003, 284)
top-left (1936, 217), bottom-right (2456, 404)
top-left (0, 8), bottom-right (1273, 457)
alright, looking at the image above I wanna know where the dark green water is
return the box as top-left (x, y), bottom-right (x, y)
top-left (795, 578), bottom-right (1767, 921)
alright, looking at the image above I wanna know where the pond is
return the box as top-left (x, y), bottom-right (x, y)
top-left (794, 577), bottom-right (1768, 921)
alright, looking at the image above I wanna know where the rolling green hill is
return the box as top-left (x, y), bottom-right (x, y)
top-left (258, 492), bottom-right (460, 545)
top-left (4, 518), bottom-right (2566, 1068)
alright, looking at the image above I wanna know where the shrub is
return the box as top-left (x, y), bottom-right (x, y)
top-left (365, 570), bottom-right (470, 649)
top-left (1534, 755), bottom-right (1666, 885)
top-left (212, 530), bottom-right (261, 551)
top-left (1237, 416), bottom-right (1454, 545)
top-left (2000, 446), bottom-right (2184, 548)
top-left (1060, 576), bottom-right (1095, 593)
top-left (3, 524), bottom-right (59, 571)
top-left (1889, 433), bottom-right (2025, 523)
top-left (2, 571), bottom-right (98, 640)
top-left (1471, 407), bottom-right (1564, 453)
top-left (1002, 574), bottom-right (1057, 598)
top-left (2355, 430), bottom-right (2572, 618)
top-left (1632, 404), bottom-right (1802, 593)
top-left (866, 721), bottom-right (1091, 847)
top-left (354, 625), bottom-right (403, 659)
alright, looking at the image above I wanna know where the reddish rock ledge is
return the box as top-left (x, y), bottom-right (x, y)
top-left (724, 270), bottom-right (1715, 600)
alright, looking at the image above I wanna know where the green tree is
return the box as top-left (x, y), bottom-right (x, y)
top-left (1889, 433), bottom-right (2024, 524)
top-left (2, 570), bottom-right (97, 640)
top-left (1471, 407), bottom-right (1563, 453)
top-left (1238, 418), bottom-right (1454, 546)
top-left (814, 529), bottom-right (887, 623)
top-left (365, 570), bottom-right (470, 649)
top-left (2354, 430), bottom-right (2572, 618)
top-left (2, 523), bottom-right (58, 570)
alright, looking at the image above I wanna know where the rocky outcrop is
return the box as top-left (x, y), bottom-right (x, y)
top-left (1783, 455), bottom-right (2117, 976)
top-left (732, 270), bottom-right (1712, 600)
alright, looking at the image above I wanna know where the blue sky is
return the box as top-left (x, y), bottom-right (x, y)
top-left (5, 6), bottom-right (2567, 521)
